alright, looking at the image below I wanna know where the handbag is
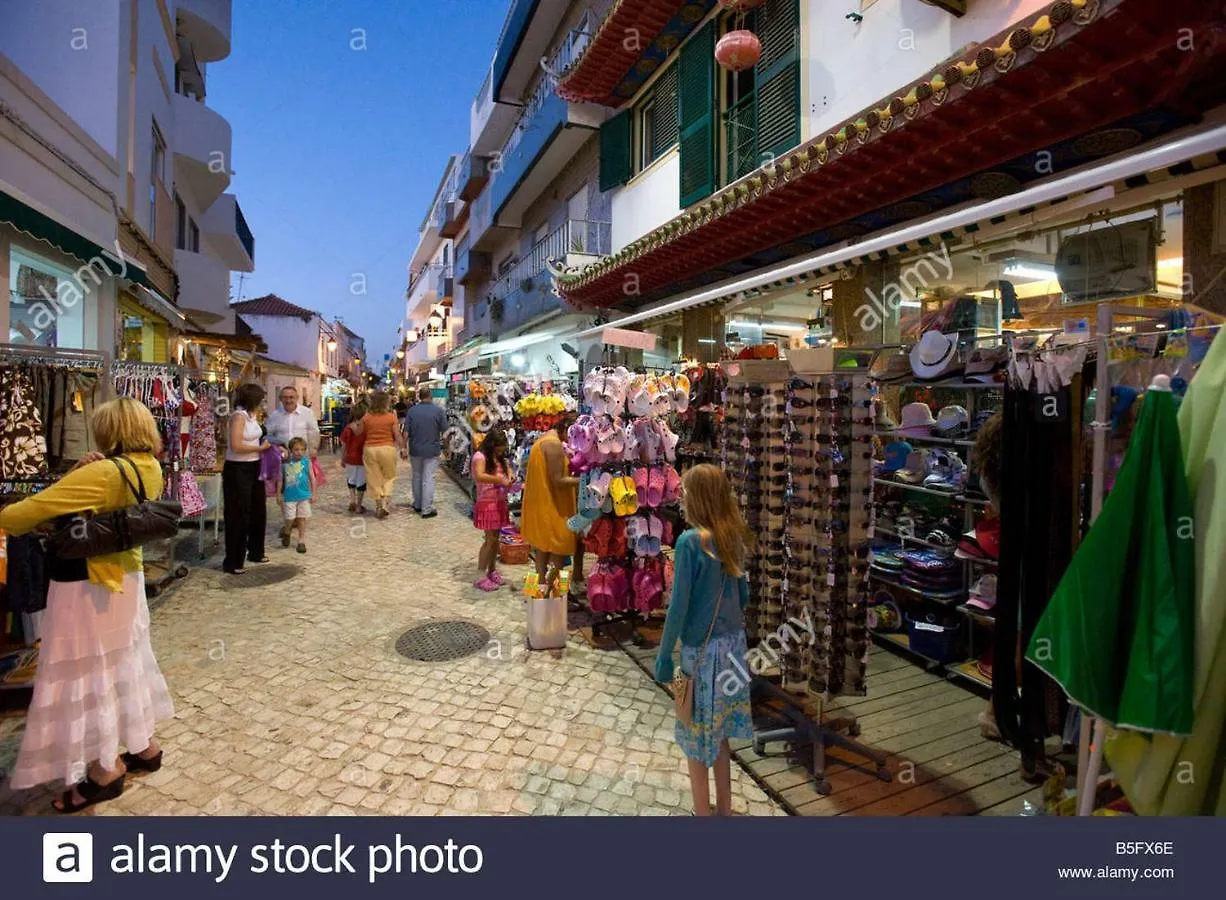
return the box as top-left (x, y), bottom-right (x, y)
top-left (671, 578), bottom-right (726, 726)
top-left (310, 456), bottom-right (327, 486)
top-left (45, 456), bottom-right (181, 560)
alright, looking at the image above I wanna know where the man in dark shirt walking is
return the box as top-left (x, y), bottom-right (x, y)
top-left (404, 386), bottom-right (448, 517)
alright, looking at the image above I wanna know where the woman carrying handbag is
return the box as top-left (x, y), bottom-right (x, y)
top-left (654, 464), bottom-right (754, 816)
top-left (0, 398), bottom-right (175, 813)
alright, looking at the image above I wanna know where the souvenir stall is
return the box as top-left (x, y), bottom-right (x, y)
top-left (110, 360), bottom-right (223, 593)
top-left (672, 361), bottom-right (726, 473)
top-left (566, 367), bottom-right (685, 639)
top-left (0, 344), bottom-right (108, 699)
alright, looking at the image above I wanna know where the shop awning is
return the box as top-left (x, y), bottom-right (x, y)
top-left (577, 122), bottom-right (1226, 337)
top-left (0, 186), bottom-right (151, 288)
top-left (557, 0), bottom-right (1226, 309)
top-left (129, 284), bottom-right (189, 328)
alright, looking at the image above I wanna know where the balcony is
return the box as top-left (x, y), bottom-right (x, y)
top-left (406, 263), bottom-right (454, 319)
top-left (176, 0), bottom-right (232, 63)
top-left (175, 248), bottom-right (232, 332)
top-left (456, 243), bottom-right (492, 286)
top-left (478, 31), bottom-right (602, 241)
top-left (491, 0), bottom-right (557, 105)
top-left (470, 66), bottom-right (522, 156)
top-left (199, 193), bottom-right (254, 272)
top-left (173, 92), bottom-right (231, 207)
top-left (488, 219), bottom-right (609, 333)
top-left (439, 198), bottom-right (466, 239)
top-left (457, 151), bottom-right (490, 201)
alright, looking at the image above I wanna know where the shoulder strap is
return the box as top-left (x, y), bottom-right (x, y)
top-left (109, 455), bottom-right (148, 503)
top-left (694, 576), bottom-right (727, 665)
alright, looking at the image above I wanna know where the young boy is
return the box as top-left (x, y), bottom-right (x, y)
top-left (281, 437), bottom-right (315, 553)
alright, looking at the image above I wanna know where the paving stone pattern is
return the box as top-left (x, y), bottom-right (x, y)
top-left (0, 460), bottom-right (785, 817)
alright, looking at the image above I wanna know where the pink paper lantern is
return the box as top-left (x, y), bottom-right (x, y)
top-left (715, 30), bottom-right (762, 72)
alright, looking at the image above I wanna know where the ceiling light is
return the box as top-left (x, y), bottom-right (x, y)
top-left (1003, 263), bottom-right (1057, 281)
top-left (898, 300), bottom-right (922, 308)
top-left (1158, 257), bottom-right (1183, 268)
top-left (729, 320), bottom-right (808, 333)
top-left (510, 353), bottom-right (526, 368)
top-left (697, 338), bottom-right (717, 344)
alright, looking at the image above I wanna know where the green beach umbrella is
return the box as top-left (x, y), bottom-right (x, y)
top-left (1026, 374), bottom-right (1195, 736)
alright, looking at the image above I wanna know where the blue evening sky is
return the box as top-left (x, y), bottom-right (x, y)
top-left (211, 0), bottom-right (509, 366)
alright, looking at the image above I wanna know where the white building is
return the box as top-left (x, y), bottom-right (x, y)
top-left (232, 294), bottom-right (342, 410)
top-left (0, 0), bottom-right (255, 360)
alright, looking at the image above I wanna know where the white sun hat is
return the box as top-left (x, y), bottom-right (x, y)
top-left (910, 330), bottom-right (961, 380)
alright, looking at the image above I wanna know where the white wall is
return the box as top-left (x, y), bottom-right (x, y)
top-left (0, 0), bottom-right (122, 157)
top-left (806, 0), bottom-right (1050, 139)
top-left (611, 149), bottom-right (680, 253)
top-left (239, 314), bottom-right (321, 373)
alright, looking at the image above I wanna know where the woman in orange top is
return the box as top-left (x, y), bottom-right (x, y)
top-left (352, 391), bottom-right (407, 518)
top-left (520, 414), bottom-right (579, 580)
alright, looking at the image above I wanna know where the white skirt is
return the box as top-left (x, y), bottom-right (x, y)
top-left (8, 571), bottom-right (175, 790)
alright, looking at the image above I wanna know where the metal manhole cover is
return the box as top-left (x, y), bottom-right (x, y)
top-left (396, 621), bottom-right (490, 662)
top-left (223, 564), bottom-right (301, 588)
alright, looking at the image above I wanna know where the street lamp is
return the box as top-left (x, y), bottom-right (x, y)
top-left (396, 349), bottom-right (405, 359)
top-left (326, 338), bottom-right (338, 352)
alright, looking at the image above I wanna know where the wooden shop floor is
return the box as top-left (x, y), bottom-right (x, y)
top-left (609, 619), bottom-right (1043, 817)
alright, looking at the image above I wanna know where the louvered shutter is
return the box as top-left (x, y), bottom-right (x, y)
top-left (754, 0), bottom-right (800, 161)
top-left (599, 110), bottom-right (633, 191)
top-left (678, 21), bottom-right (716, 207)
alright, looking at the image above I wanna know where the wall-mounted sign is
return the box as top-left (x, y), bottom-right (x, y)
top-left (601, 327), bottom-right (656, 351)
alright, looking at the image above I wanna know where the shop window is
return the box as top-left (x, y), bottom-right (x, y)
top-left (189, 218), bottom-right (200, 253)
top-left (7, 246), bottom-right (87, 348)
top-left (637, 64), bottom-right (679, 172)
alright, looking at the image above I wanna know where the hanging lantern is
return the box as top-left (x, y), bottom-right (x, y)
top-left (718, 0), bottom-right (765, 11)
top-left (715, 30), bottom-right (761, 72)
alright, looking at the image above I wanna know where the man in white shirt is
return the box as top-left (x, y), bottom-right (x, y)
top-left (266, 387), bottom-right (320, 459)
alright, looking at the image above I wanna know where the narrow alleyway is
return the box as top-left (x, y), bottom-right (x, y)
top-left (0, 460), bottom-right (784, 817)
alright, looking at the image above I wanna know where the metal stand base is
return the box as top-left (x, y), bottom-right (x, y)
top-left (751, 677), bottom-right (892, 796)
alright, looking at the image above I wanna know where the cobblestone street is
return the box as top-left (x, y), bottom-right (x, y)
top-left (0, 461), bottom-right (785, 817)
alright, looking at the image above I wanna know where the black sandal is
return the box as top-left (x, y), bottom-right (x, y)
top-left (121, 750), bottom-right (163, 773)
top-left (54, 773), bottom-right (125, 814)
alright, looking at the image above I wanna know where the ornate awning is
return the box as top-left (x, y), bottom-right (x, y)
top-left (557, 0), bottom-right (1226, 308)
top-left (557, 0), bottom-right (715, 106)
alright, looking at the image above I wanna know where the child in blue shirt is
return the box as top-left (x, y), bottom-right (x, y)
top-left (281, 437), bottom-right (315, 553)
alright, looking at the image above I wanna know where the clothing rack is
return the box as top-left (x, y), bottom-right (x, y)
top-left (0, 343), bottom-right (107, 370)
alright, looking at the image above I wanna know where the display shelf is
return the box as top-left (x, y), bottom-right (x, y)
top-left (878, 431), bottom-right (976, 447)
top-left (870, 629), bottom-right (946, 669)
top-left (872, 526), bottom-right (951, 551)
top-left (895, 380), bottom-right (1004, 391)
top-left (956, 603), bottom-right (997, 625)
top-left (873, 478), bottom-right (992, 506)
top-left (869, 570), bottom-right (965, 606)
top-left (948, 659), bottom-right (993, 692)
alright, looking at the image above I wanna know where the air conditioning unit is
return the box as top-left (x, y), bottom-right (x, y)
top-left (1055, 220), bottom-right (1157, 303)
top-left (919, 0), bottom-right (967, 15)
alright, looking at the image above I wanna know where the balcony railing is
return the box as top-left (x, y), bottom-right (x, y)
top-left (491, 219), bottom-right (610, 305)
top-left (503, 29), bottom-right (591, 159)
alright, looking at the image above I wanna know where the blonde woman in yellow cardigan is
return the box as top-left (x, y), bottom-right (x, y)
top-left (0, 397), bottom-right (174, 813)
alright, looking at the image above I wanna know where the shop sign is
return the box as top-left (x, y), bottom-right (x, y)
top-left (601, 327), bottom-right (656, 351)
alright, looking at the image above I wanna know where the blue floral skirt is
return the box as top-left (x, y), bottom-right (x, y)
top-left (675, 630), bottom-right (754, 766)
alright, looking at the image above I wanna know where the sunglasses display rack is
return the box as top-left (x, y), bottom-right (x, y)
top-left (569, 367), bottom-right (688, 638)
top-left (867, 376), bottom-right (1003, 694)
top-left (722, 361), bottom-right (889, 795)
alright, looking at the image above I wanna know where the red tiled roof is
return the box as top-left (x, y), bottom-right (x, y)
top-left (232, 294), bottom-right (316, 320)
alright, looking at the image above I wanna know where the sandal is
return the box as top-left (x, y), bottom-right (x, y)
top-left (224, 567), bottom-right (246, 575)
top-left (121, 749), bottom-right (163, 773)
top-left (249, 556), bottom-right (271, 564)
top-left (54, 773), bottom-right (126, 814)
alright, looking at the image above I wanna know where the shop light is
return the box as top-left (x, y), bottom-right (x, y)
top-left (898, 300), bottom-right (922, 308)
top-left (728, 320), bottom-right (808, 333)
top-left (326, 338), bottom-right (338, 352)
top-left (697, 338), bottom-right (717, 344)
top-left (510, 353), bottom-right (527, 368)
top-left (1158, 257), bottom-right (1183, 268)
top-left (1002, 263), bottom-right (1057, 281)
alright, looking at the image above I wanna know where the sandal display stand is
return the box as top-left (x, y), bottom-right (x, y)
top-left (723, 354), bottom-right (890, 795)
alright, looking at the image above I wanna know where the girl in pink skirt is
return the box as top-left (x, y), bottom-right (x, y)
top-left (472, 428), bottom-right (512, 591)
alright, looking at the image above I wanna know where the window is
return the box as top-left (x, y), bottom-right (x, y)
top-left (150, 123), bottom-right (166, 236)
top-left (637, 65), bottom-right (679, 171)
top-left (8, 247), bottom-right (87, 348)
top-left (188, 219), bottom-right (200, 253)
top-left (175, 194), bottom-right (187, 250)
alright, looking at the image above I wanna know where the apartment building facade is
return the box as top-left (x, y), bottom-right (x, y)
top-left (552, 0), bottom-right (1226, 353)
top-left (0, 0), bottom-right (255, 363)
top-left (397, 0), bottom-right (617, 380)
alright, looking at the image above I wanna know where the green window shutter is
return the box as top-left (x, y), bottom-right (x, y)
top-left (754, 0), bottom-right (800, 161)
top-left (678, 20), bottom-right (716, 208)
top-left (599, 110), bottom-right (633, 191)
